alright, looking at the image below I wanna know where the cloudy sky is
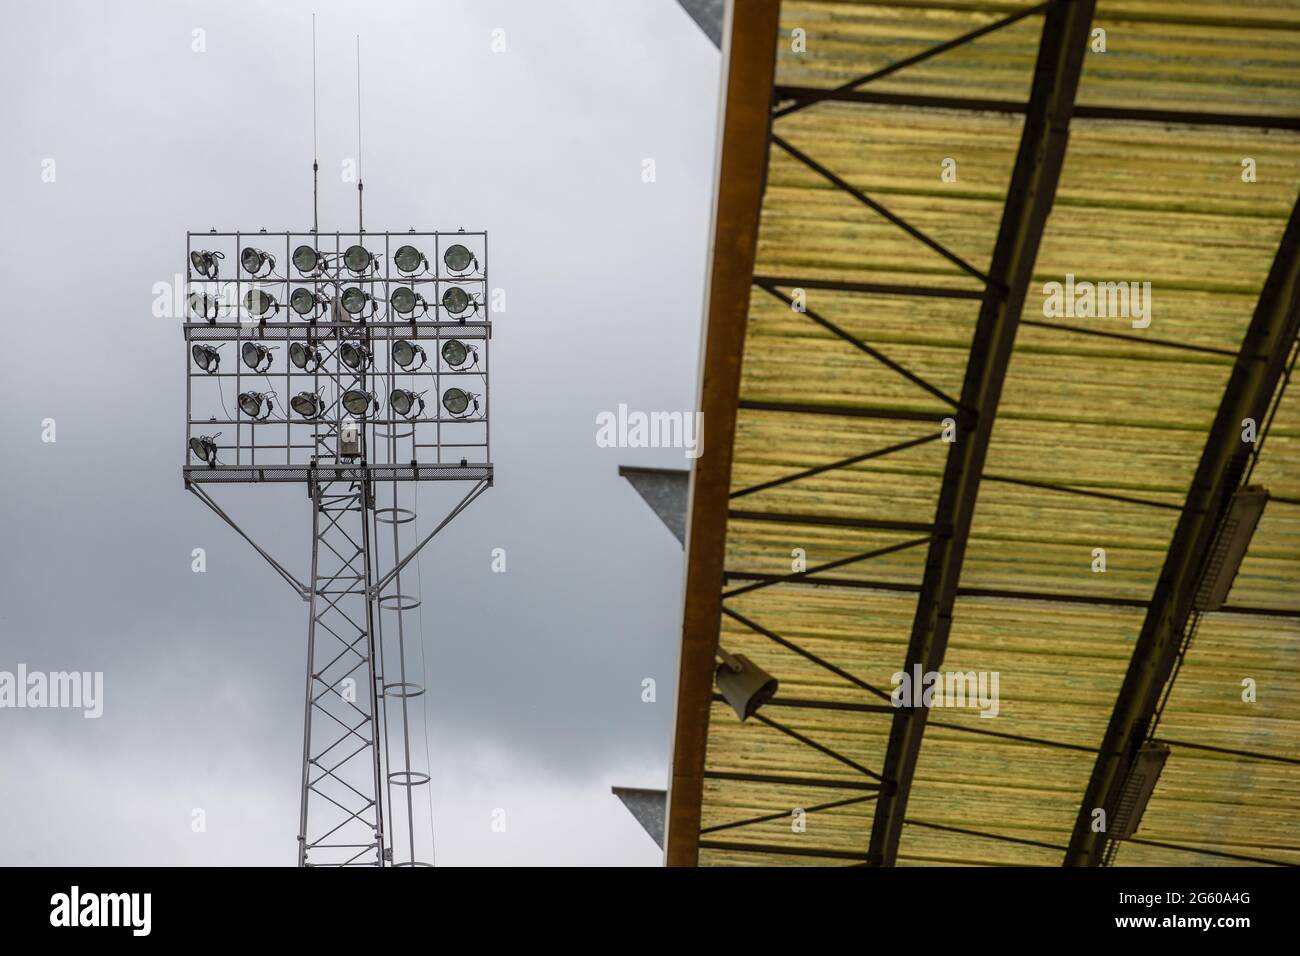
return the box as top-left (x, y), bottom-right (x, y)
top-left (0, 0), bottom-right (720, 865)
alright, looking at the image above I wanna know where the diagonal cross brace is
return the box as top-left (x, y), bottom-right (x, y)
top-left (189, 484), bottom-right (309, 597)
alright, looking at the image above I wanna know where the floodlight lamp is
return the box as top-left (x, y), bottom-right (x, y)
top-left (244, 288), bottom-right (279, 318)
top-left (442, 243), bottom-right (477, 274)
top-left (392, 339), bottom-right (426, 370)
top-left (441, 286), bottom-right (474, 317)
top-left (237, 390), bottom-right (273, 420)
top-left (389, 287), bottom-right (428, 317)
top-left (440, 339), bottom-right (476, 369)
top-left (188, 434), bottom-right (220, 465)
top-left (191, 344), bottom-right (221, 373)
top-left (289, 341), bottom-right (322, 372)
top-left (290, 391), bottom-right (325, 419)
top-left (241, 341), bottom-right (274, 372)
top-left (240, 247), bottom-right (275, 277)
top-left (292, 244), bottom-right (323, 275)
top-left (340, 286), bottom-right (375, 317)
top-left (394, 244), bottom-right (428, 275)
top-left (340, 341), bottom-right (372, 371)
top-left (389, 388), bottom-right (425, 419)
top-left (190, 250), bottom-right (223, 279)
top-left (1109, 743), bottom-right (1170, 840)
top-left (290, 287), bottom-right (328, 317)
top-left (715, 652), bottom-right (778, 721)
top-left (1193, 486), bottom-right (1270, 612)
top-left (441, 387), bottom-right (480, 418)
top-left (343, 244), bottom-right (375, 276)
top-left (188, 292), bottom-right (219, 321)
top-left (342, 389), bottom-right (378, 417)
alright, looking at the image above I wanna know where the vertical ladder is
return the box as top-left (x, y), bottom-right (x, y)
top-left (374, 482), bottom-right (435, 866)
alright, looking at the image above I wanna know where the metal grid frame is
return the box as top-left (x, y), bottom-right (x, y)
top-left (184, 229), bottom-right (491, 479)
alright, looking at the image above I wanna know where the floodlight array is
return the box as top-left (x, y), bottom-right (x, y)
top-left (184, 231), bottom-right (490, 475)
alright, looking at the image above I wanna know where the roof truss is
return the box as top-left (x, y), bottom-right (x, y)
top-left (669, 0), bottom-right (1300, 868)
top-left (1065, 197), bottom-right (1300, 866)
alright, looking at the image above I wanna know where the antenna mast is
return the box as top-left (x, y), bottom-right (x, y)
top-left (356, 34), bottom-right (364, 233)
top-left (312, 14), bottom-right (319, 234)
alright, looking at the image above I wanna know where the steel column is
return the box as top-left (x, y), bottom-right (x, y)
top-left (297, 480), bottom-right (385, 866)
top-left (866, 0), bottom-right (1097, 866)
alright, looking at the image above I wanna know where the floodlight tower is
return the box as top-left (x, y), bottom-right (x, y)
top-left (183, 225), bottom-right (492, 866)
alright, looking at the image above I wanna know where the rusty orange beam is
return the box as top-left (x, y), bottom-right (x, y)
top-left (664, 0), bottom-right (781, 867)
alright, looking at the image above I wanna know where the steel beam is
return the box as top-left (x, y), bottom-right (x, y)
top-left (185, 463), bottom-right (492, 484)
top-left (729, 509), bottom-right (935, 533)
top-left (717, 694), bottom-right (896, 715)
top-left (773, 85), bottom-right (1300, 132)
top-left (867, 0), bottom-right (1096, 866)
top-left (720, 570), bottom-right (1300, 619)
top-left (751, 275), bottom-right (986, 300)
top-left (1064, 197), bottom-right (1300, 866)
top-left (698, 839), bottom-right (869, 861)
top-left (738, 399), bottom-right (949, 422)
top-left (704, 770), bottom-right (882, 791)
top-left (185, 320), bottom-right (491, 341)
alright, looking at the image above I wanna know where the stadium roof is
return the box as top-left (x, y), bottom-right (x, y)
top-left (667, 0), bottom-right (1300, 866)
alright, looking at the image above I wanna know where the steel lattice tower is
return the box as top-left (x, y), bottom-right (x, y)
top-left (183, 228), bottom-right (492, 866)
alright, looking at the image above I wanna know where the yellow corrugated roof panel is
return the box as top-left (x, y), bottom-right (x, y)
top-left (692, 0), bottom-right (1300, 866)
top-left (1112, 614), bottom-right (1300, 865)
